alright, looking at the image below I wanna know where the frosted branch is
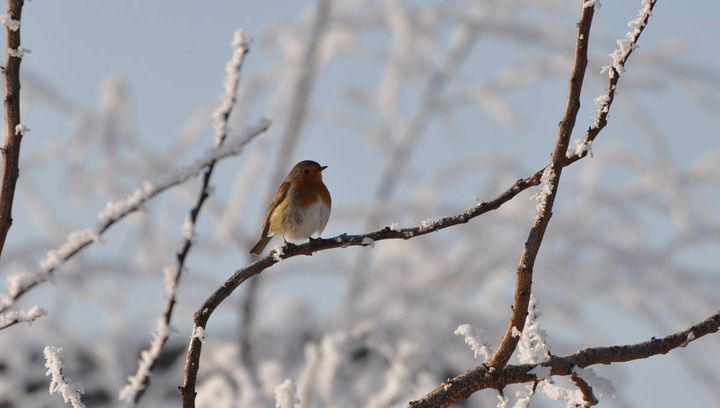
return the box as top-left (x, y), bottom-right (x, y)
top-left (118, 28), bottom-right (253, 405)
top-left (0, 118), bottom-right (270, 313)
top-left (44, 346), bottom-right (86, 408)
top-left (409, 309), bottom-right (720, 407)
top-left (0, 304), bottom-right (46, 331)
top-left (118, 319), bottom-right (171, 403)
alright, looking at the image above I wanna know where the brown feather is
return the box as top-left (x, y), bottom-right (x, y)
top-left (249, 181), bottom-right (290, 255)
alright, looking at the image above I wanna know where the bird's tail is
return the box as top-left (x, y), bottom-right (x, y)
top-left (250, 236), bottom-right (272, 255)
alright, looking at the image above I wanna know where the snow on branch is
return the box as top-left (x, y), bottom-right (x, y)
top-left (409, 308), bottom-right (720, 408)
top-left (118, 319), bottom-right (171, 403)
top-left (0, 118), bottom-right (270, 314)
top-left (0, 304), bottom-right (46, 331)
top-left (587, 0), bottom-right (657, 139)
top-left (212, 29), bottom-right (251, 146)
top-left (454, 324), bottom-right (492, 361)
top-left (119, 27), bottom-right (253, 405)
top-left (43, 346), bottom-right (86, 408)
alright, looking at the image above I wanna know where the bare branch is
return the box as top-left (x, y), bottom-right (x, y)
top-left (0, 0), bottom-right (26, 259)
top-left (0, 119), bottom-right (269, 314)
top-left (118, 30), bottom-right (252, 405)
top-left (487, 0), bottom-right (595, 371)
top-left (408, 309), bottom-right (719, 407)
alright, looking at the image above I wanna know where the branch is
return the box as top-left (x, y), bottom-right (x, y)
top-left (43, 346), bottom-right (86, 408)
top-left (0, 118), bottom-right (270, 314)
top-left (0, 304), bottom-right (45, 331)
top-left (118, 29), bottom-right (252, 405)
top-left (408, 309), bottom-right (720, 407)
top-left (0, 0), bottom-right (26, 259)
top-left (487, 0), bottom-right (595, 371)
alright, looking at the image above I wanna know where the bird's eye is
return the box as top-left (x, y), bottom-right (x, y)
top-left (303, 169), bottom-right (310, 175)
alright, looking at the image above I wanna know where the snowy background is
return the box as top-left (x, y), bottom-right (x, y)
top-left (1, 0), bottom-right (719, 407)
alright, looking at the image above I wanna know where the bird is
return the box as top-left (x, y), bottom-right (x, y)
top-left (250, 160), bottom-right (331, 255)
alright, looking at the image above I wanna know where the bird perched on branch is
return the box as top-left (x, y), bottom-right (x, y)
top-left (250, 160), bottom-right (331, 255)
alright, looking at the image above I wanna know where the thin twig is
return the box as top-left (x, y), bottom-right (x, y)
top-left (0, 119), bottom-right (270, 314)
top-left (486, 1), bottom-right (595, 371)
top-left (118, 30), bottom-right (251, 405)
top-left (408, 309), bottom-right (719, 407)
top-left (0, 0), bottom-right (26, 260)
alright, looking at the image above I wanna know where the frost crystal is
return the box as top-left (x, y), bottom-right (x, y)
top-left (361, 237), bottom-right (375, 248)
top-left (590, 94), bottom-right (611, 127)
top-left (511, 326), bottom-right (522, 338)
top-left (0, 14), bottom-right (20, 31)
top-left (517, 295), bottom-right (550, 364)
top-left (14, 123), bottom-right (30, 135)
top-left (419, 218), bottom-right (435, 231)
top-left (44, 347), bottom-right (86, 408)
top-left (273, 379), bottom-right (298, 408)
top-left (570, 139), bottom-right (594, 158)
top-left (680, 331), bottom-right (695, 348)
top-left (272, 245), bottom-right (285, 262)
top-left (181, 216), bottom-right (194, 240)
top-left (389, 222), bottom-right (400, 231)
top-left (583, 0), bottom-right (601, 10)
top-left (528, 364), bottom-right (551, 381)
top-left (192, 326), bottom-right (206, 344)
top-left (531, 166), bottom-right (555, 222)
top-left (7, 46), bottom-right (29, 58)
top-left (572, 366), bottom-right (616, 397)
top-left (604, 0), bottom-right (653, 77)
top-left (454, 324), bottom-right (492, 361)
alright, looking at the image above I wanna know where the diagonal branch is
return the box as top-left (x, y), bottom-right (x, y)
top-left (117, 30), bottom-right (251, 405)
top-left (0, 118), bottom-right (270, 315)
top-left (408, 309), bottom-right (720, 407)
top-left (486, 0), bottom-right (595, 372)
top-left (0, 0), bottom-right (27, 260)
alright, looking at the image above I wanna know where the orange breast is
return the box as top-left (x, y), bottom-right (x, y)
top-left (295, 180), bottom-right (331, 208)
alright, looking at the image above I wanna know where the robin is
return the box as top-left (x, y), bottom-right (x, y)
top-left (250, 160), bottom-right (331, 255)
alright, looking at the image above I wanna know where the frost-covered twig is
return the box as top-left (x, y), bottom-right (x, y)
top-left (44, 346), bottom-right (86, 408)
top-left (408, 308), bottom-right (720, 408)
top-left (0, 0), bottom-right (27, 259)
top-left (587, 1), bottom-right (657, 143)
top-left (118, 319), bottom-right (170, 403)
top-left (0, 305), bottom-right (46, 331)
top-left (118, 29), bottom-right (252, 405)
top-left (0, 118), bottom-right (270, 313)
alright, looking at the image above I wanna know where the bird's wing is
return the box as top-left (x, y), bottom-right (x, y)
top-left (260, 181), bottom-right (290, 237)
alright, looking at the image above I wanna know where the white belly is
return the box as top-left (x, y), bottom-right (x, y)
top-left (280, 201), bottom-right (330, 243)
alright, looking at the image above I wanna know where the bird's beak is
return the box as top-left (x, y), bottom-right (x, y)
top-left (320, 165), bottom-right (328, 171)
